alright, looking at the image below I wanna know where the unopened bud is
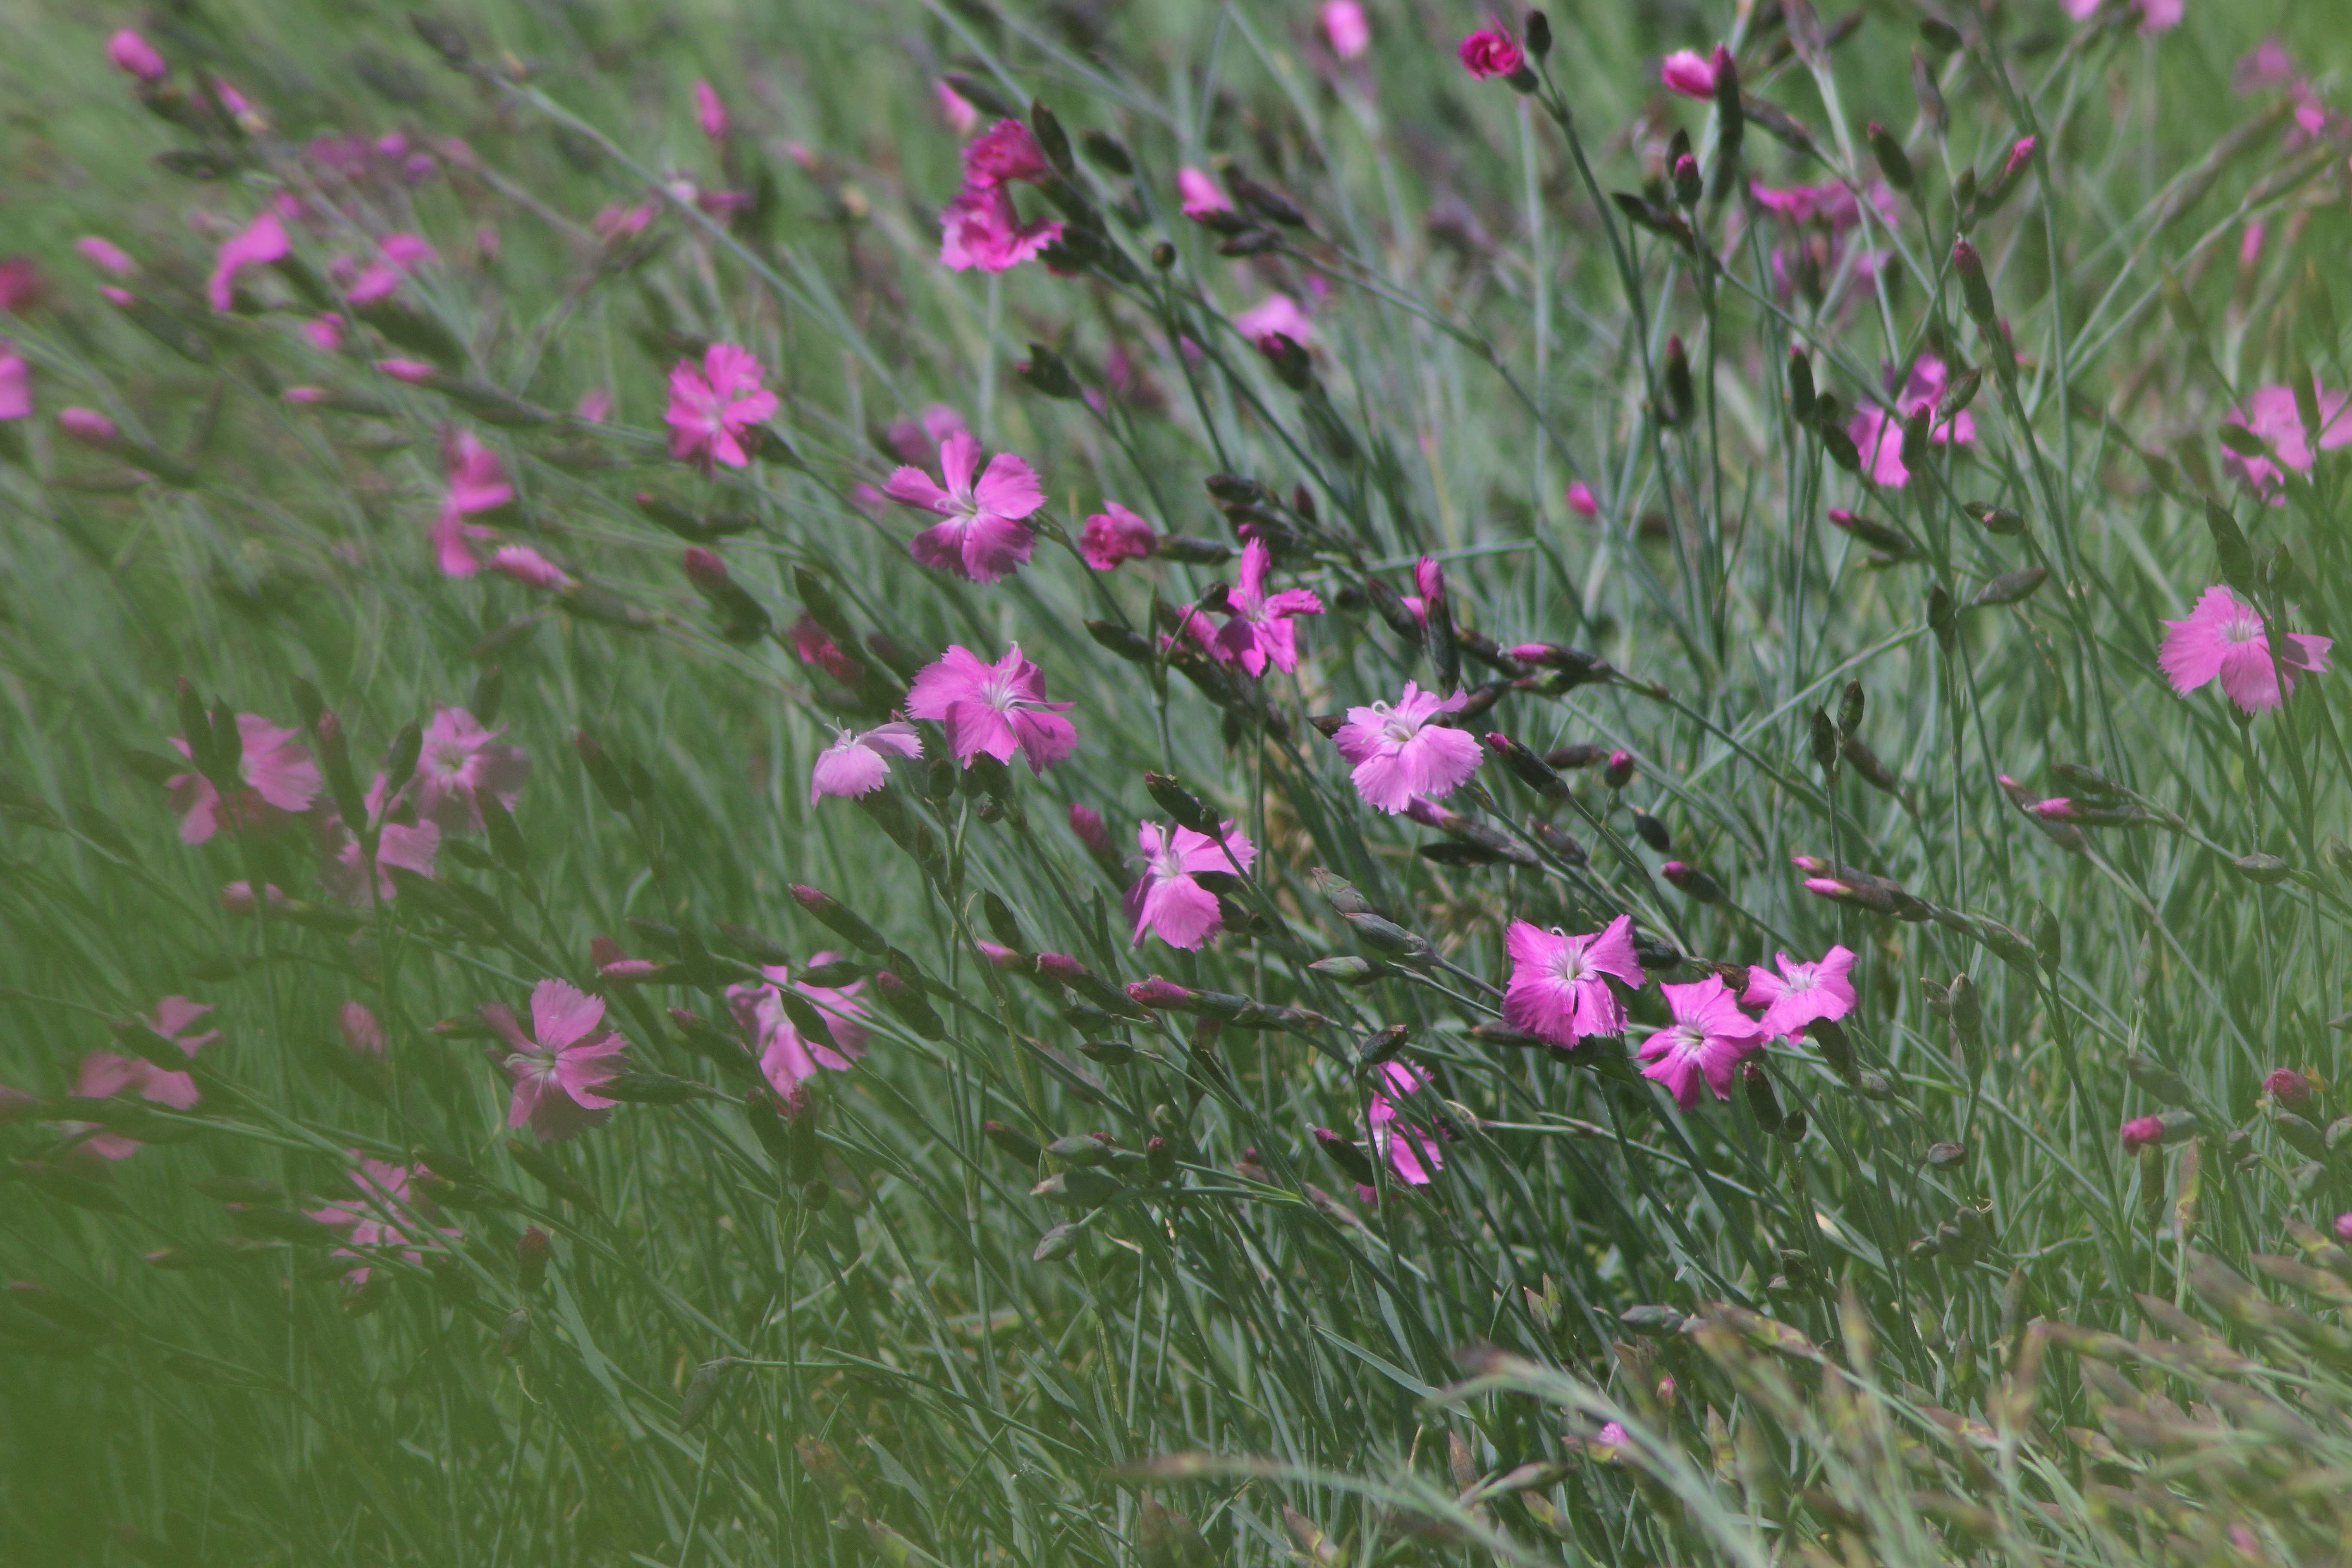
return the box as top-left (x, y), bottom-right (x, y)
top-left (1661, 862), bottom-right (1721, 903)
top-left (516, 1225), bottom-right (551, 1291)
top-left (982, 1120), bottom-right (1042, 1166)
top-left (1602, 750), bottom-right (1635, 790)
top-left (789, 884), bottom-right (889, 955)
top-left (872, 970), bottom-right (944, 1040)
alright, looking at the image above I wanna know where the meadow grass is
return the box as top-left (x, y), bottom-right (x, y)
top-left (6, 0), bottom-right (2352, 1562)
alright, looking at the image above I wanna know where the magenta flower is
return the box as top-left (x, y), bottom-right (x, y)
top-left (1741, 946), bottom-right (1858, 1041)
top-left (1177, 167), bottom-right (1232, 218)
top-left (939, 121), bottom-right (1062, 273)
top-left (665, 344), bottom-right (778, 470)
top-left (1234, 293), bottom-right (1313, 349)
top-left (1367, 1062), bottom-right (1443, 1184)
top-left (67, 997), bottom-right (217, 1160)
top-left (1502, 916), bottom-right (1647, 1046)
top-left (885, 403), bottom-right (968, 464)
top-left (2220, 382), bottom-right (2352, 502)
top-left (108, 29), bottom-right (167, 83)
top-left (1848, 355), bottom-right (1977, 488)
top-left (2159, 585), bottom-right (2332, 714)
top-left (934, 79), bottom-right (980, 135)
top-left (414, 707), bottom-right (529, 833)
top-left (2264, 1067), bottom-right (2313, 1109)
top-left (487, 980), bottom-right (629, 1141)
top-left (1398, 554), bottom-right (1445, 626)
top-left (594, 202), bottom-right (655, 244)
top-left (965, 120), bottom-right (1052, 184)
top-left (1080, 502), bottom-right (1159, 569)
top-left (340, 1001), bottom-right (385, 1057)
top-left (1331, 682), bottom-right (1483, 813)
top-left (432, 429), bottom-right (512, 576)
top-left (787, 614), bottom-right (863, 687)
top-left (810, 721), bottom-right (922, 804)
top-left (1127, 819), bottom-right (1256, 949)
top-left (306, 1155), bottom-right (454, 1287)
top-left (726, 955), bottom-right (870, 1091)
top-left (0, 342), bottom-right (27, 423)
top-left (883, 430), bottom-right (1046, 583)
top-left (166, 712), bottom-right (322, 845)
top-left (1566, 480), bottom-right (1600, 518)
top-left (907, 643), bottom-right (1078, 773)
top-left (57, 407), bottom-right (118, 447)
top-left (1458, 28), bottom-right (1525, 80)
top-left (1210, 540), bottom-right (1324, 676)
top-left (1321, 0), bottom-right (1371, 58)
top-left (1637, 976), bottom-right (1766, 1109)
top-left (343, 233), bottom-right (435, 306)
top-left (2061, 0), bottom-right (2181, 35)
top-left (488, 545), bottom-right (570, 590)
top-left (317, 772), bottom-right (440, 904)
top-left (693, 80), bottom-right (729, 141)
top-left (2119, 1115), bottom-right (2166, 1153)
top-left (76, 237), bottom-right (135, 276)
top-left (1660, 48), bottom-right (1717, 98)
top-left (207, 205), bottom-right (290, 312)
top-left (2336, 1212), bottom-right (2352, 1243)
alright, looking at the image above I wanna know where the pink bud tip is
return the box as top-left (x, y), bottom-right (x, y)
top-left (57, 407), bottom-right (119, 446)
top-left (975, 940), bottom-right (1024, 969)
top-left (1801, 877), bottom-right (1850, 899)
top-left (2003, 136), bottom-right (2039, 178)
top-left (488, 546), bottom-right (569, 590)
top-left (75, 237), bottom-right (135, 276)
top-left (598, 959), bottom-right (663, 983)
top-left (283, 386), bottom-right (329, 404)
top-left (2337, 1212), bottom-right (2352, 1243)
top-left (2264, 1067), bottom-right (2313, 1109)
top-left (108, 29), bottom-right (167, 83)
top-left (2119, 1115), bottom-right (2166, 1153)
top-left (1068, 802), bottom-right (1111, 855)
top-left (1035, 952), bottom-right (1085, 984)
top-left (375, 358), bottom-right (435, 383)
top-left (681, 546), bottom-right (728, 588)
top-left (2024, 798), bottom-right (2076, 821)
top-left (1565, 481), bottom-right (1600, 518)
top-left (338, 1001), bottom-right (385, 1056)
top-left (1127, 977), bottom-right (1192, 1009)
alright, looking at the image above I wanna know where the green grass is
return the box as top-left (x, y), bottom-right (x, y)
top-left (8, 0), bottom-right (2352, 1562)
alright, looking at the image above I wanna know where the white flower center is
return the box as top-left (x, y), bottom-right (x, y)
top-left (1550, 948), bottom-right (1590, 984)
top-left (1667, 1024), bottom-right (1706, 1056)
top-left (2221, 613), bottom-right (2263, 645)
top-left (1782, 967), bottom-right (1818, 994)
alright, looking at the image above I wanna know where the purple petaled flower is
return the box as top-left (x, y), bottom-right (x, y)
top-left (726, 956), bottom-right (870, 1092)
top-left (0, 341), bottom-right (28, 423)
top-left (1234, 293), bottom-right (1313, 349)
top-left (207, 205), bottom-right (291, 312)
top-left (2159, 585), bottom-right (2332, 715)
top-left (939, 121), bottom-right (1063, 273)
top-left (1566, 480), bottom-right (1600, 518)
top-left (884, 430), bottom-right (1046, 583)
top-left (1458, 28), bottom-right (1525, 80)
top-left (1848, 355), bottom-right (1978, 489)
top-left (907, 644), bottom-right (1078, 773)
top-left (2119, 1115), bottom-right (2166, 1153)
top-left (414, 707), bottom-right (529, 834)
top-left (2220, 381), bottom-right (2352, 502)
top-left (810, 721), bottom-right (922, 804)
top-left (343, 233), bottom-right (434, 306)
top-left (65, 997), bottom-right (218, 1160)
top-left (305, 1154), bottom-right (456, 1287)
top-left (1177, 167), bottom-right (1231, 218)
top-left (1368, 1062), bottom-right (1443, 1184)
top-left (432, 429), bottom-right (512, 576)
top-left (108, 28), bottom-right (168, 83)
top-left (665, 344), bottom-right (777, 471)
top-left (1660, 48), bottom-right (1717, 99)
top-left (1322, 0), bottom-right (1370, 58)
top-left (1127, 819), bottom-right (1255, 950)
top-left (693, 80), bottom-right (729, 141)
top-left (315, 772), bottom-right (440, 904)
top-left (487, 980), bottom-right (629, 1141)
top-left (2003, 135), bottom-right (2039, 178)
top-left (166, 713), bottom-right (322, 845)
top-left (1331, 682), bottom-right (1483, 813)
top-left (1209, 540), bottom-right (1324, 676)
top-left (1080, 502), bottom-right (1159, 570)
top-left (1637, 976), bottom-right (1766, 1109)
top-left (1740, 946), bottom-right (1857, 1041)
top-left (1502, 916), bottom-right (1646, 1047)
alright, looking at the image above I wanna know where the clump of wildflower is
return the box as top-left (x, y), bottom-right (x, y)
top-left (2159, 586), bottom-right (2331, 714)
top-left (1330, 683), bottom-right (1483, 813)
top-left (883, 430), bottom-right (1046, 583)
top-left (166, 713), bottom-right (321, 844)
top-left (907, 644), bottom-right (1078, 772)
top-left (1502, 916), bottom-right (1646, 1046)
top-left (487, 980), bottom-right (629, 1141)
top-left (1638, 977), bottom-right (1765, 1108)
top-left (1128, 820), bottom-right (1256, 949)
top-left (665, 344), bottom-right (777, 471)
top-left (810, 722), bottom-right (922, 803)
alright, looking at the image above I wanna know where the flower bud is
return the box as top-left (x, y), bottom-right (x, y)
top-left (1602, 750), bottom-right (1635, 790)
top-left (1953, 239), bottom-right (1997, 332)
top-left (872, 970), bottom-right (944, 1040)
top-left (1482, 732), bottom-right (1569, 800)
top-left (788, 884), bottom-right (888, 955)
top-left (58, 407), bottom-right (121, 448)
top-left (516, 1226), bottom-right (551, 1291)
top-left (1867, 121), bottom-right (1914, 192)
top-left (679, 1356), bottom-right (743, 1431)
top-left (1143, 772), bottom-right (1219, 834)
top-left (1313, 1127), bottom-right (1378, 1187)
top-left (1127, 977), bottom-right (1194, 1012)
top-left (982, 1120), bottom-right (1043, 1166)
top-left (2265, 1067), bottom-right (2314, 1111)
top-left (1661, 862), bottom-right (1721, 903)
top-left (1741, 1059), bottom-right (1783, 1135)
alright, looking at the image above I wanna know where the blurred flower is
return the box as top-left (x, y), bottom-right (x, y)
top-left (108, 28), bottom-right (167, 83)
top-left (693, 80), bottom-right (729, 141)
top-left (1848, 354), bottom-right (1977, 488)
top-left (1127, 819), bottom-right (1255, 949)
top-left (488, 545), bottom-right (570, 589)
top-left (1504, 915), bottom-right (1646, 1046)
top-left (1566, 480), bottom-right (1600, 518)
top-left (167, 713), bottom-right (321, 844)
top-left (1741, 945), bottom-right (1858, 1041)
top-left (377, 358), bottom-right (435, 383)
top-left (573, 387), bottom-right (612, 423)
top-left (487, 980), bottom-right (629, 1141)
top-left (593, 202), bottom-right (655, 243)
top-left (306, 1155), bottom-right (453, 1286)
top-left (1069, 802), bottom-right (1112, 855)
top-left (810, 721), bottom-right (922, 803)
top-left (56, 407), bottom-right (118, 447)
top-left (415, 707), bottom-right (529, 833)
top-left (2061, 0), bottom-right (2181, 36)
top-left (1234, 293), bottom-right (1312, 349)
top-left (885, 429), bottom-right (1045, 583)
top-left (1331, 682), bottom-right (1483, 813)
top-left (75, 238), bottom-right (135, 276)
top-left (1321, 0), bottom-right (1370, 59)
top-left (939, 121), bottom-right (1063, 273)
top-left (2159, 586), bottom-right (2331, 714)
top-left (1458, 28), bottom-right (1525, 80)
top-left (908, 644), bottom-right (1078, 772)
top-left (343, 233), bottom-right (435, 305)
top-left (302, 316), bottom-right (343, 352)
top-left (2220, 381), bottom-right (2352, 502)
top-left (1177, 167), bottom-right (1231, 218)
top-left (207, 206), bottom-right (290, 312)
top-left (727, 956), bottom-right (870, 1091)
top-left (2235, 38), bottom-right (2295, 93)
top-left (434, 429), bottom-right (512, 576)
top-left (0, 342), bottom-right (27, 422)
top-left (933, 79), bottom-right (980, 135)
top-left (1660, 48), bottom-right (1717, 99)
top-left (1209, 539), bottom-right (1323, 675)
top-left (0, 258), bottom-right (43, 313)
top-left (1398, 554), bottom-right (1445, 626)
top-left (2336, 1212), bottom-right (2352, 1243)
top-left (665, 344), bottom-right (777, 470)
top-left (787, 614), bottom-right (863, 686)
top-left (317, 773), bottom-right (440, 903)
top-left (340, 1001), bottom-right (386, 1057)
top-left (1638, 976), bottom-right (1765, 1108)
top-left (1080, 502), bottom-right (1159, 569)
top-left (67, 998), bottom-right (217, 1160)
top-left (1367, 1062), bottom-right (1442, 1184)
top-left (2119, 1115), bottom-right (2166, 1153)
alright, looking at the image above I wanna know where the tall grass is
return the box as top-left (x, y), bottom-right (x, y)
top-left (4, 0), bottom-right (2352, 1562)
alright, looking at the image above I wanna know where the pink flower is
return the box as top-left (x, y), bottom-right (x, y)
top-left (1458, 28), bottom-right (1526, 80)
top-left (1081, 502), bottom-right (1159, 569)
top-left (939, 184), bottom-right (1064, 273)
top-left (934, 79), bottom-right (980, 135)
top-left (166, 713), bottom-right (322, 844)
top-left (2119, 1115), bottom-right (2166, 1153)
top-left (1367, 1062), bottom-right (1443, 1184)
top-left (1847, 354), bottom-right (1978, 488)
top-left (2235, 39), bottom-right (2296, 94)
top-left (0, 342), bottom-right (28, 423)
top-left (57, 407), bottom-right (118, 446)
top-left (1637, 976), bottom-right (1766, 1109)
top-left (593, 202), bottom-right (655, 244)
top-left (305, 1155), bottom-right (454, 1286)
top-left (1660, 49), bottom-right (1717, 99)
top-left (207, 207), bottom-right (290, 312)
top-left (317, 773), bottom-right (440, 903)
top-left (377, 358), bottom-right (435, 383)
top-left (1502, 916), bottom-right (1647, 1046)
top-left (726, 956), bottom-right (870, 1091)
top-left (665, 343), bottom-right (778, 470)
top-left (1321, 0), bottom-right (1371, 58)
top-left (340, 1001), bottom-right (386, 1056)
top-left (1398, 554), bottom-right (1445, 626)
top-left (882, 429), bottom-right (1046, 582)
top-left (1177, 167), bottom-right (1232, 218)
top-left (2263, 1066), bottom-right (2313, 1109)
top-left (108, 29), bottom-right (167, 83)
top-left (343, 233), bottom-right (435, 305)
top-left (1565, 480), bottom-right (1599, 518)
top-left (908, 644), bottom-right (1078, 773)
top-left (414, 707), bottom-right (529, 833)
top-left (2061, 0), bottom-right (2180, 35)
top-left (693, 80), bottom-right (729, 141)
top-left (1127, 819), bottom-right (1256, 949)
top-left (965, 120), bottom-right (1051, 183)
top-left (1210, 539), bottom-right (1323, 676)
top-left (2220, 382), bottom-right (2352, 502)
top-left (67, 997), bottom-right (217, 1159)
top-left (574, 387), bottom-right (613, 423)
top-left (1234, 293), bottom-right (1312, 349)
top-left (487, 980), bottom-right (630, 1141)
top-left (788, 614), bottom-right (863, 686)
top-left (2335, 1212), bottom-right (2352, 1243)
top-left (488, 545), bottom-right (570, 589)
top-left (1330, 682), bottom-right (1483, 813)
top-left (2159, 585), bottom-right (2331, 714)
top-left (1741, 946), bottom-right (1857, 1041)
top-left (810, 721), bottom-right (922, 803)
top-left (76, 238), bottom-right (135, 276)
top-left (302, 316), bottom-right (344, 352)
top-left (432, 428), bottom-right (512, 576)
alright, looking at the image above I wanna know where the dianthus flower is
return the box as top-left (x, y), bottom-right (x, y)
top-left (1502, 915), bottom-right (1646, 1046)
top-left (1458, 28), bottom-right (1525, 80)
top-left (1209, 540), bottom-right (1323, 676)
top-left (907, 644), bottom-right (1078, 773)
top-left (1848, 354), bottom-right (1977, 488)
top-left (726, 956), bottom-right (871, 1092)
top-left (109, 29), bottom-right (168, 82)
top-left (1322, 0), bottom-right (1371, 58)
top-left (665, 343), bottom-right (777, 470)
top-left (207, 205), bottom-right (291, 312)
top-left (166, 713), bottom-right (321, 844)
top-left (809, 721), bottom-right (922, 803)
top-left (1127, 819), bottom-right (1256, 949)
top-left (1741, 946), bottom-right (1858, 1041)
top-left (343, 233), bottom-right (434, 305)
top-left (1637, 976), bottom-right (1765, 1109)
top-left (883, 430), bottom-right (1045, 583)
top-left (2220, 381), bottom-right (2352, 502)
top-left (487, 980), bottom-right (629, 1141)
top-left (1330, 682), bottom-right (1483, 813)
top-left (1177, 167), bottom-right (1231, 218)
top-left (315, 773), bottom-right (440, 904)
top-left (1660, 48), bottom-right (1718, 98)
top-left (1234, 293), bottom-right (1313, 349)
top-left (939, 121), bottom-right (1063, 273)
top-left (1080, 502), bottom-right (1158, 569)
top-left (306, 1155), bottom-right (455, 1287)
top-left (432, 429), bottom-right (512, 576)
top-left (407, 707), bottom-right (529, 834)
top-left (65, 997), bottom-right (217, 1160)
top-left (1367, 1062), bottom-right (1443, 1184)
top-left (2159, 585), bottom-right (2331, 714)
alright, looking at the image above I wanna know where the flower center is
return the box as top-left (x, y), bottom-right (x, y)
top-left (1668, 1024), bottom-right (1706, 1056)
top-left (2221, 613), bottom-right (2263, 645)
top-left (1550, 949), bottom-right (1589, 984)
top-left (1782, 967), bottom-right (1817, 993)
